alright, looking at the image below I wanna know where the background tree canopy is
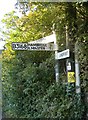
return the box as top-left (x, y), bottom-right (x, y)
top-left (1, 2), bottom-right (88, 119)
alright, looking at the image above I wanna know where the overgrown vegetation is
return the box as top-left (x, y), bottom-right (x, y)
top-left (1, 2), bottom-right (88, 119)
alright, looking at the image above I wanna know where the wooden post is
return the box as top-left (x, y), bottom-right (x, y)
top-left (65, 25), bottom-right (75, 96)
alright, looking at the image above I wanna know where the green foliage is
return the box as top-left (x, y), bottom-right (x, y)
top-left (37, 83), bottom-right (84, 120)
top-left (78, 39), bottom-right (88, 96)
top-left (2, 2), bottom-right (88, 119)
top-left (2, 50), bottom-right (55, 118)
top-left (2, 51), bottom-right (85, 119)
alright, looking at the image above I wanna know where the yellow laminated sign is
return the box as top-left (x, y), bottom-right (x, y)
top-left (68, 72), bottom-right (75, 83)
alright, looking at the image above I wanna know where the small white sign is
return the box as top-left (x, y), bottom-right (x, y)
top-left (55, 49), bottom-right (70, 60)
top-left (12, 42), bottom-right (56, 51)
top-left (67, 65), bottom-right (71, 70)
top-left (67, 62), bottom-right (71, 70)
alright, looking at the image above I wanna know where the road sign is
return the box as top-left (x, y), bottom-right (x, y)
top-left (55, 49), bottom-right (70, 60)
top-left (0, 40), bottom-right (6, 50)
top-left (12, 42), bottom-right (56, 51)
top-left (29, 33), bottom-right (56, 44)
top-left (68, 72), bottom-right (75, 83)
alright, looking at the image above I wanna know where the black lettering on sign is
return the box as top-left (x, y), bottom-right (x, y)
top-left (12, 43), bottom-right (49, 50)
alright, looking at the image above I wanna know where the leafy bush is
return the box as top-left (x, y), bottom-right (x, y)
top-left (36, 83), bottom-right (85, 120)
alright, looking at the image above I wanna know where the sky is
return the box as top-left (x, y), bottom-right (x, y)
top-left (0, 0), bottom-right (16, 20)
top-left (0, 0), bottom-right (17, 49)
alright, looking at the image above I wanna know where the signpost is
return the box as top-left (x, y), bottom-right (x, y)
top-left (53, 31), bottom-right (59, 83)
top-left (55, 49), bottom-right (70, 60)
top-left (12, 32), bottom-right (59, 83)
top-left (12, 42), bottom-right (70, 84)
top-left (12, 32), bottom-right (76, 85)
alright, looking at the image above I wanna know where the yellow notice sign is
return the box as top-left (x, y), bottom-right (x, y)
top-left (68, 72), bottom-right (75, 83)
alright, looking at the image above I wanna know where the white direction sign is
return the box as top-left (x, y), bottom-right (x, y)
top-left (29, 33), bottom-right (56, 44)
top-left (55, 49), bottom-right (70, 60)
top-left (12, 42), bottom-right (56, 51)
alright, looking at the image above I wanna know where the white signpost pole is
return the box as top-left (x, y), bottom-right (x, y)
top-left (53, 31), bottom-right (59, 83)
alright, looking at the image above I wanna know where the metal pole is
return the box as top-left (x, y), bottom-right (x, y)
top-left (0, 50), bottom-right (2, 120)
top-left (52, 28), bottom-right (59, 83)
top-left (75, 42), bottom-right (81, 94)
